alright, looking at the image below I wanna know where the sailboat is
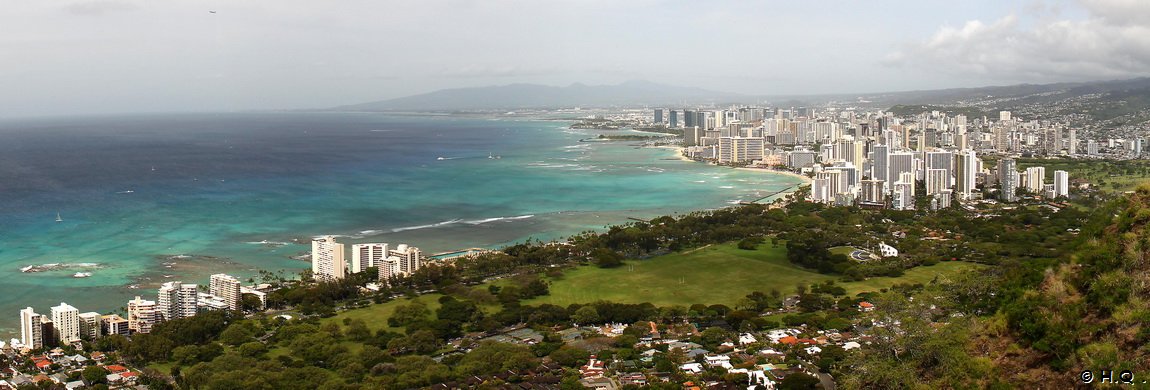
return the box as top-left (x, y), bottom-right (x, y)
top-left (55, 212), bottom-right (63, 223)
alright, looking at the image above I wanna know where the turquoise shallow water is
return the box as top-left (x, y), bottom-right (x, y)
top-left (0, 113), bottom-right (803, 338)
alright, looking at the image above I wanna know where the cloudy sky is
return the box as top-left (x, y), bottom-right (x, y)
top-left (1, 0), bottom-right (1148, 116)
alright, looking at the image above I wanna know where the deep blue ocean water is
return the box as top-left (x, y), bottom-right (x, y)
top-left (0, 112), bottom-right (802, 338)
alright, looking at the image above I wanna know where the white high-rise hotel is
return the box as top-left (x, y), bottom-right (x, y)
top-left (51, 303), bottom-right (80, 344)
top-left (210, 274), bottom-right (242, 311)
top-left (351, 243), bottom-right (389, 274)
top-left (157, 282), bottom-right (198, 322)
top-left (128, 296), bottom-right (157, 334)
top-left (312, 235), bottom-right (347, 281)
top-left (20, 307), bottom-right (44, 349)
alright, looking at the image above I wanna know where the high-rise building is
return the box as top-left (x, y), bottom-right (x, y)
top-left (871, 145), bottom-right (890, 182)
top-left (1088, 140), bottom-right (1099, 155)
top-left (20, 307), bottom-right (44, 349)
top-left (654, 109), bottom-right (663, 124)
top-left (127, 296), bottom-right (157, 334)
top-left (683, 126), bottom-right (701, 147)
top-left (50, 303), bottom-right (80, 344)
top-left (683, 110), bottom-right (697, 128)
top-left (934, 189), bottom-right (953, 210)
top-left (669, 110), bottom-right (678, 128)
top-left (887, 152), bottom-right (915, 189)
top-left (813, 170), bottom-right (844, 204)
top-left (158, 282), bottom-right (199, 321)
top-left (1054, 170), bottom-right (1070, 198)
top-left (78, 312), bottom-right (102, 340)
top-left (209, 274), bottom-right (242, 311)
top-left (389, 244), bottom-right (423, 275)
top-left (925, 168), bottom-right (950, 195)
top-left (717, 137), bottom-right (765, 163)
top-left (101, 314), bottom-right (130, 337)
top-left (955, 151), bottom-right (978, 200)
top-left (351, 243), bottom-right (388, 274)
top-left (891, 180), bottom-right (915, 210)
top-left (788, 150), bottom-right (817, 169)
top-left (1025, 166), bottom-right (1046, 194)
top-left (925, 151), bottom-right (954, 173)
top-left (998, 159), bottom-right (1018, 202)
top-left (859, 179), bottom-right (885, 207)
top-left (1068, 129), bottom-right (1077, 155)
top-left (810, 177), bottom-right (830, 204)
top-left (312, 235), bottom-right (347, 281)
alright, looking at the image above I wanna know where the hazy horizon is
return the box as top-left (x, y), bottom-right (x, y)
top-left (2, 0), bottom-right (1149, 116)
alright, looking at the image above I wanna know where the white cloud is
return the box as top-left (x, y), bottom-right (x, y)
top-left (888, 0), bottom-right (1150, 83)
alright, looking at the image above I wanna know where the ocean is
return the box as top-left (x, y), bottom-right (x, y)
top-left (0, 112), bottom-right (803, 339)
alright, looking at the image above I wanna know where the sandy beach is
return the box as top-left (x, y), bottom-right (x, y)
top-left (658, 146), bottom-right (811, 183)
top-left (655, 146), bottom-right (696, 162)
top-left (734, 167), bottom-right (812, 183)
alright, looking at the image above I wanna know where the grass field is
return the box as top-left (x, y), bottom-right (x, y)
top-left (307, 243), bottom-right (980, 329)
top-left (527, 242), bottom-right (981, 307)
top-left (320, 293), bottom-right (444, 333)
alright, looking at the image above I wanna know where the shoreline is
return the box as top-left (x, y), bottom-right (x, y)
top-left (658, 146), bottom-right (812, 183)
top-left (733, 167), bottom-right (813, 184)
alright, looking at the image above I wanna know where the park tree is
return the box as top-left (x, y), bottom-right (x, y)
top-left (82, 365), bottom-right (108, 385)
top-left (388, 300), bottom-right (430, 327)
top-left (590, 248), bottom-right (625, 268)
top-left (572, 306), bottom-right (601, 324)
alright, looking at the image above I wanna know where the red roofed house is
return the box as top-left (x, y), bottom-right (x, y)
top-left (579, 355), bottom-right (606, 378)
top-left (104, 365), bottom-right (129, 374)
top-left (778, 336), bottom-right (799, 345)
top-left (859, 301), bottom-right (875, 312)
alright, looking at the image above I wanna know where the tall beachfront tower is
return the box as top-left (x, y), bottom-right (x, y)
top-left (127, 296), bottom-right (157, 334)
top-left (210, 274), bottom-right (242, 311)
top-left (351, 243), bottom-right (389, 274)
top-left (50, 303), bottom-right (80, 344)
top-left (157, 282), bottom-right (198, 321)
top-left (312, 235), bottom-right (347, 281)
top-left (20, 307), bottom-right (44, 349)
top-left (389, 244), bottom-right (423, 276)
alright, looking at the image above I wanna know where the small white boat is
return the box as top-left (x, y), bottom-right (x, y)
top-left (437, 157), bottom-right (446, 161)
top-left (56, 212), bottom-right (63, 223)
top-left (72, 272), bottom-right (92, 278)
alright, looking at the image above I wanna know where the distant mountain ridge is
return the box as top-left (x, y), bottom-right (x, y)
top-left (331, 80), bottom-right (747, 111)
top-left (332, 77), bottom-right (1150, 112)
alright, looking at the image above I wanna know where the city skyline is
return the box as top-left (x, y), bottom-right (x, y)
top-left (1, 1), bottom-right (1148, 116)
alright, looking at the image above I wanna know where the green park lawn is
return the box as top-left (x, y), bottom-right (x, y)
top-left (527, 242), bottom-right (980, 307)
top-left (320, 293), bottom-right (444, 333)
top-left (310, 242), bottom-right (980, 329)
